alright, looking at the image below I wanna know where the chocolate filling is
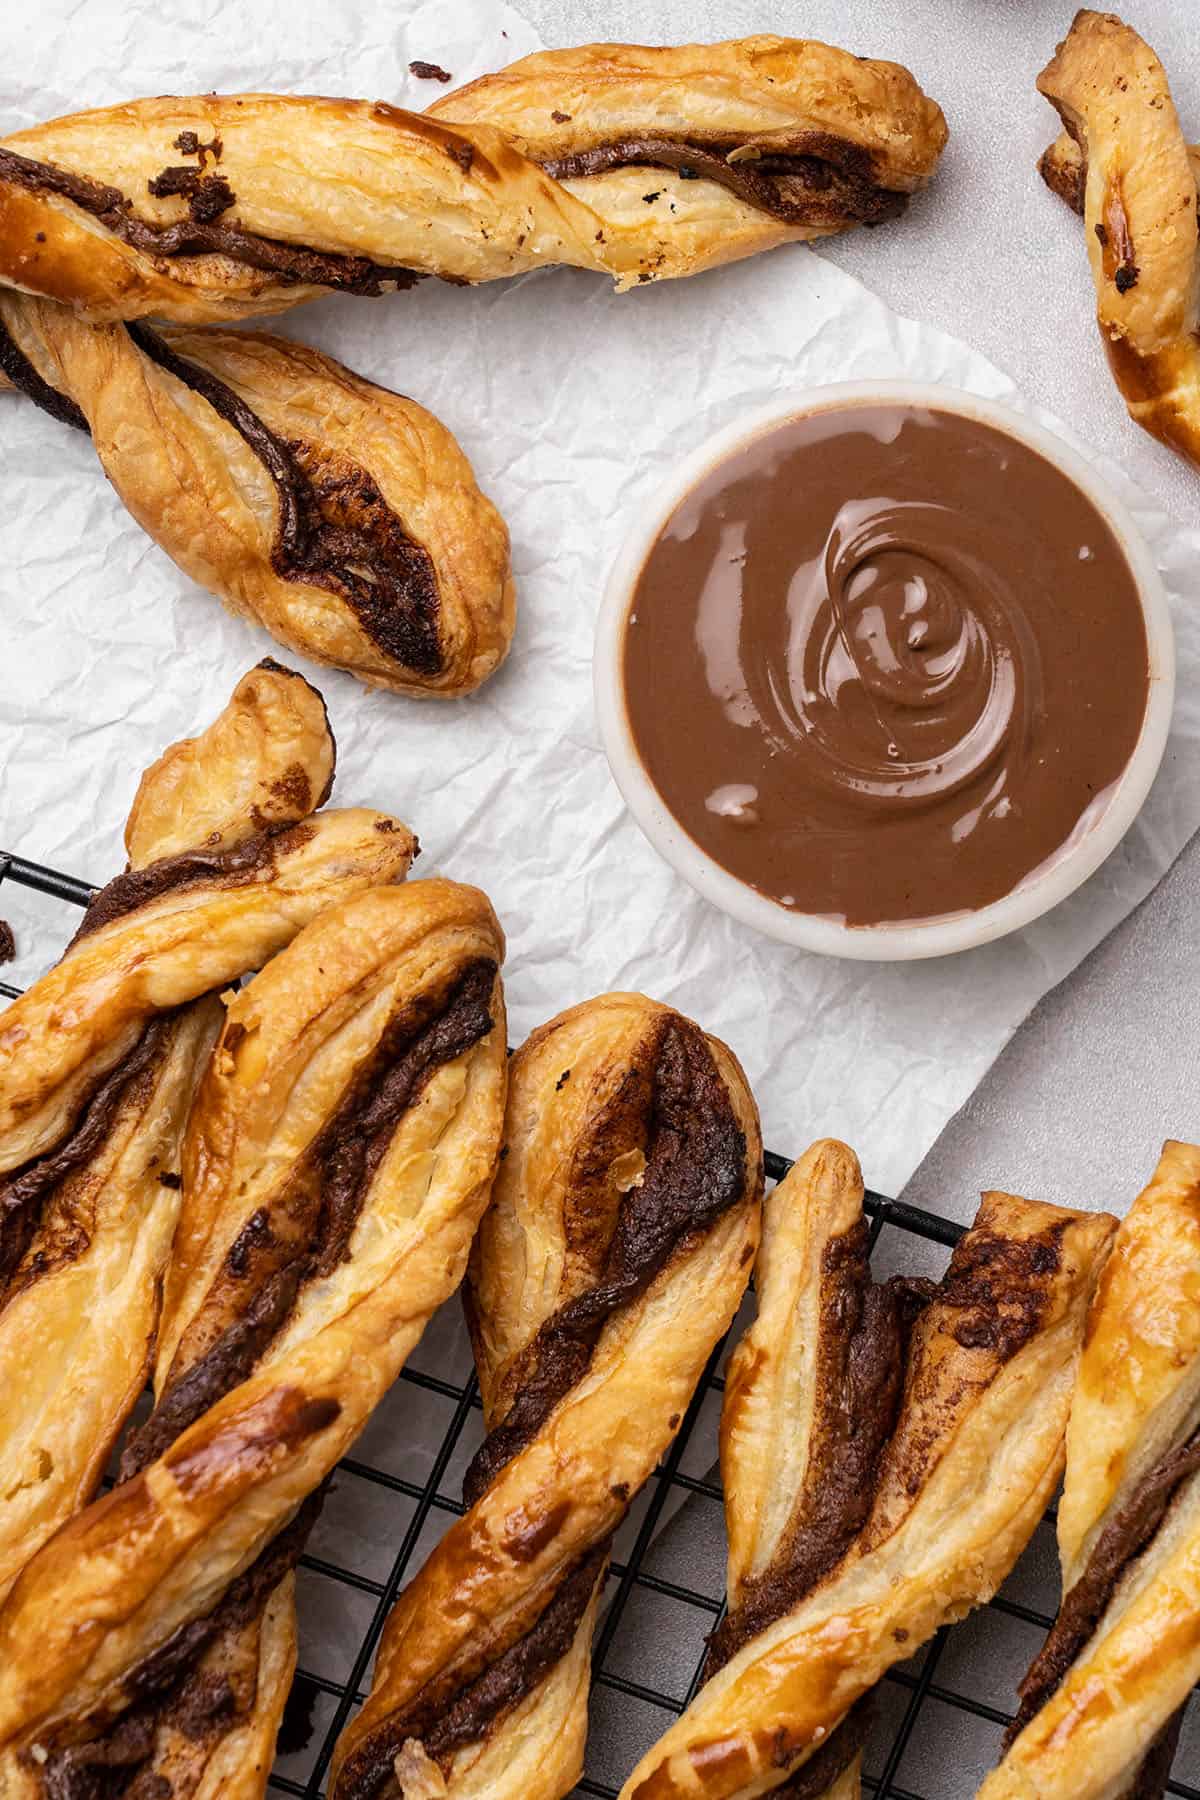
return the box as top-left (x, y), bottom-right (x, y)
top-left (707, 1217), bottom-right (903, 1672)
top-left (0, 314), bottom-right (88, 432)
top-left (774, 1698), bottom-right (872, 1799)
top-left (1006, 1424), bottom-right (1200, 1749)
top-left (69, 819), bottom-right (307, 946)
top-left (0, 1015), bottom-right (175, 1293)
top-left (0, 144), bottom-right (418, 295)
top-left (539, 133), bottom-right (904, 228)
top-left (126, 324), bottom-right (443, 676)
top-left (29, 1487), bottom-right (326, 1800)
top-left (463, 1012), bottom-right (751, 1505)
top-left (334, 1543), bottom-right (607, 1800)
top-left (120, 957), bottom-right (498, 1479)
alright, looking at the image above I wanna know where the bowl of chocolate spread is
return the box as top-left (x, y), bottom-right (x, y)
top-left (595, 383), bottom-right (1174, 960)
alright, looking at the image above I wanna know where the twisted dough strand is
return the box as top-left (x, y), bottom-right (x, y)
top-left (329, 990), bottom-right (764, 1800)
top-left (0, 661), bottom-right (409, 1604)
top-left (0, 294), bottom-right (514, 696)
top-left (0, 877), bottom-right (508, 1800)
top-left (620, 1146), bottom-right (1116, 1800)
top-left (0, 38), bottom-right (947, 325)
top-left (1037, 10), bottom-right (1200, 473)
top-left (979, 1141), bottom-right (1200, 1800)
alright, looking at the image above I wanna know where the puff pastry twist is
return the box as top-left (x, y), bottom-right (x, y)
top-left (0, 660), bottom-right (411, 1603)
top-left (979, 1140), bottom-right (1200, 1800)
top-left (0, 875), bottom-right (508, 1800)
top-left (620, 1140), bottom-right (1116, 1800)
top-left (0, 38), bottom-right (947, 326)
top-left (328, 991), bottom-right (764, 1800)
top-left (1037, 10), bottom-right (1200, 475)
top-left (0, 295), bottom-right (514, 696)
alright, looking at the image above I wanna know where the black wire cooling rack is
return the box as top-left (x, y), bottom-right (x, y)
top-left (3, 845), bottom-right (1198, 1800)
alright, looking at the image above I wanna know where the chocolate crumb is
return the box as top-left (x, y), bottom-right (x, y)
top-left (410, 60), bottom-right (453, 83)
top-left (555, 1069), bottom-right (571, 1091)
top-left (157, 1171), bottom-right (182, 1190)
top-left (0, 921), bottom-right (13, 965)
top-left (642, 190), bottom-right (662, 204)
top-left (551, 110), bottom-right (571, 123)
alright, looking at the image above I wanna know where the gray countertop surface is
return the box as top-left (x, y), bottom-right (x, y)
top-left (519, 0), bottom-right (1200, 1222)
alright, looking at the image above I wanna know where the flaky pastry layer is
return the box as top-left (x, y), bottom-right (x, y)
top-left (0, 295), bottom-right (515, 695)
top-left (329, 990), bottom-right (763, 1800)
top-left (0, 38), bottom-right (945, 324)
top-left (1037, 10), bottom-right (1200, 474)
top-left (622, 1175), bottom-right (1115, 1800)
top-left (980, 1141), bottom-right (1200, 1800)
top-left (0, 879), bottom-right (508, 1800)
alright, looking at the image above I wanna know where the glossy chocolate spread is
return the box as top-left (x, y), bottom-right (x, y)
top-left (622, 404), bottom-right (1150, 927)
top-left (540, 134), bottom-right (902, 228)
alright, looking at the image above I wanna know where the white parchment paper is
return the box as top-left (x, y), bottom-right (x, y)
top-left (4, 0), bottom-right (1200, 1215)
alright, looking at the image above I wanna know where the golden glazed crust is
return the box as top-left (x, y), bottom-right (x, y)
top-left (0, 40), bottom-right (946, 324)
top-left (0, 662), bottom-right (354, 1604)
top-left (978, 1142), bottom-right (1200, 1800)
top-left (1037, 10), bottom-right (1200, 473)
top-left (328, 991), bottom-right (763, 1800)
top-left (0, 879), bottom-right (508, 1800)
top-left (621, 1179), bottom-right (1116, 1800)
top-left (124, 659), bottom-right (336, 864)
top-left (0, 295), bottom-right (515, 697)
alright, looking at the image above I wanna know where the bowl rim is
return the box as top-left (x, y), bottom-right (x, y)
top-left (593, 379), bottom-right (1176, 962)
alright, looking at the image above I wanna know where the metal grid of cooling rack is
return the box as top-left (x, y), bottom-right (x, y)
top-left (3, 846), bottom-right (1199, 1800)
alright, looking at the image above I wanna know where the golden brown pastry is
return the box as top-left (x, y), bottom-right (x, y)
top-left (0, 38), bottom-right (947, 325)
top-left (620, 1148), bottom-right (1117, 1800)
top-left (0, 294), bottom-right (514, 696)
top-left (979, 1141), bottom-right (1200, 1800)
top-left (0, 660), bottom-right (415, 1606)
top-left (327, 990), bottom-right (764, 1800)
top-left (0, 876), bottom-right (508, 1800)
top-left (1037, 10), bottom-right (1200, 473)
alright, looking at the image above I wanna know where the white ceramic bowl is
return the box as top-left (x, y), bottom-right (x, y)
top-left (594, 381), bottom-right (1175, 962)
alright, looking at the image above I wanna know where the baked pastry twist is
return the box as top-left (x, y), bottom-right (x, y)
top-left (0, 38), bottom-right (947, 325)
top-left (0, 294), bottom-right (514, 696)
top-left (620, 1141), bottom-right (1117, 1800)
top-left (1037, 10), bottom-right (1200, 474)
top-left (0, 876), bottom-right (508, 1800)
top-left (328, 990), bottom-right (764, 1800)
top-left (979, 1140), bottom-right (1200, 1800)
top-left (0, 660), bottom-right (413, 1603)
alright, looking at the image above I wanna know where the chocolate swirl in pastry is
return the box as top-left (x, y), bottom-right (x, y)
top-left (1036, 10), bottom-right (1200, 475)
top-left (0, 661), bottom-right (410, 1606)
top-left (0, 294), bottom-right (514, 696)
top-left (979, 1141), bottom-right (1200, 1800)
top-left (620, 1149), bottom-right (1116, 1800)
top-left (0, 877), bottom-right (508, 1800)
top-left (0, 39), bottom-right (946, 325)
top-left (328, 991), bottom-right (764, 1800)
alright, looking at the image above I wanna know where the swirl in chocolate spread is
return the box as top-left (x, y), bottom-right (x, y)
top-left (540, 133), bottom-right (903, 228)
top-left (0, 143), bottom-right (418, 294)
top-left (622, 405), bottom-right (1150, 927)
